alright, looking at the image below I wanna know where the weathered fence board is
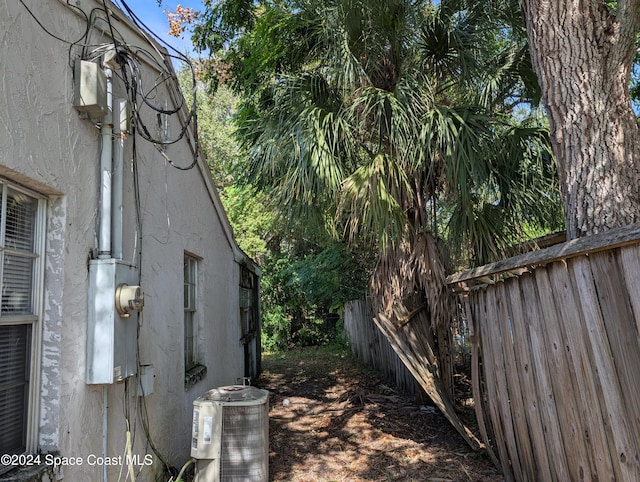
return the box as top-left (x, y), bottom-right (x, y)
top-left (496, 282), bottom-right (534, 480)
top-left (448, 223), bottom-right (640, 285)
top-left (505, 278), bottom-right (554, 481)
top-left (572, 257), bottom-right (639, 481)
top-left (539, 267), bottom-right (594, 480)
top-left (343, 300), bottom-right (417, 394)
top-left (592, 253), bottom-right (640, 459)
top-left (620, 246), bottom-right (640, 331)
top-left (548, 262), bottom-right (614, 479)
top-left (455, 224), bottom-right (640, 480)
top-left (519, 274), bottom-right (570, 481)
top-left (483, 288), bottom-right (519, 480)
top-left (467, 299), bottom-right (500, 469)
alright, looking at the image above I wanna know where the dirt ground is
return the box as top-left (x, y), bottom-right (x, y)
top-left (255, 345), bottom-right (503, 482)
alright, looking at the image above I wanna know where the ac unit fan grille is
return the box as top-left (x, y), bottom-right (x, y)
top-left (220, 404), bottom-right (268, 481)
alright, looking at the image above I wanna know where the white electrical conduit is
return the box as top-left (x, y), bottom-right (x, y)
top-left (112, 98), bottom-right (125, 260)
top-left (99, 67), bottom-right (114, 482)
top-left (99, 68), bottom-right (113, 259)
top-left (103, 386), bottom-right (108, 482)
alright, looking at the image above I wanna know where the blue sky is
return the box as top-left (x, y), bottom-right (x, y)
top-left (115, 0), bottom-right (206, 56)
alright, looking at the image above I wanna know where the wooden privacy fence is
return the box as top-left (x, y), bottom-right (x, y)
top-left (343, 299), bottom-right (417, 395)
top-left (447, 223), bottom-right (640, 481)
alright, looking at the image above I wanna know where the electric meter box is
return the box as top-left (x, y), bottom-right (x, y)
top-left (86, 259), bottom-right (140, 384)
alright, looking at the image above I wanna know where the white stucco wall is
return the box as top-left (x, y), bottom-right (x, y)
top-left (0, 1), bottom-right (251, 479)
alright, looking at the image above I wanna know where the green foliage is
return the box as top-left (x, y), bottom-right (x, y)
top-left (190, 0), bottom-right (566, 350)
top-left (260, 242), bottom-right (371, 350)
top-left (180, 68), bottom-right (370, 350)
top-left (178, 70), bottom-right (242, 187)
top-left (178, 70), bottom-right (368, 351)
top-left (260, 304), bottom-right (290, 352)
top-left (220, 185), bottom-right (273, 263)
top-left (194, 0), bottom-right (563, 267)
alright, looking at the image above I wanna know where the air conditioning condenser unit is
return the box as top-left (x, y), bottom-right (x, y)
top-left (191, 385), bottom-right (269, 482)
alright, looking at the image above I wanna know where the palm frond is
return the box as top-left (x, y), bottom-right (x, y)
top-left (339, 152), bottom-right (411, 250)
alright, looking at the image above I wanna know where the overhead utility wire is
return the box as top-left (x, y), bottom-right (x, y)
top-left (20, 0), bottom-right (200, 171)
top-left (18, 0), bottom-right (90, 46)
top-left (113, 0), bottom-right (200, 170)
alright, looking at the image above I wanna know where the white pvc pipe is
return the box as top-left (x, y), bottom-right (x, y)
top-left (98, 68), bottom-right (113, 258)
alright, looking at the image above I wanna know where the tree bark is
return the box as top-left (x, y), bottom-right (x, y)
top-left (521, 0), bottom-right (640, 239)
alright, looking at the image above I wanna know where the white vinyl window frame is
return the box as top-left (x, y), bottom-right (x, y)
top-left (0, 181), bottom-right (46, 460)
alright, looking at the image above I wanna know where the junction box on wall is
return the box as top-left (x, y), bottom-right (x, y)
top-left (86, 259), bottom-right (143, 384)
top-left (73, 60), bottom-right (107, 118)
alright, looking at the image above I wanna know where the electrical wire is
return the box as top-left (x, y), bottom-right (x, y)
top-left (89, 24), bottom-right (200, 169)
top-left (117, 49), bottom-right (200, 170)
top-left (112, 0), bottom-right (201, 170)
top-left (19, 0), bottom-right (90, 46)
top-left (114, 0), bottom-right (192, 63)
top-left (21, 0), bottom-right (201, 170)
top-left (101, 0), bottom-right (119, 49)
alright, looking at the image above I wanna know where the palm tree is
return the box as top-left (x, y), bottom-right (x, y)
top-left (194, 0), bottom-right (562, 448)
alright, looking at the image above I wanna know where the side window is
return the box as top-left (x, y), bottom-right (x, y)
top-left (184, 254), bottom-right (198, 372)
top-left (0, 184), bottom-right (45, 461)
top-left (184, 253), bottom-right (207, 390)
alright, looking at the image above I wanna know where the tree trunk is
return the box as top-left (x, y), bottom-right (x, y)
top-left (521, 0), bottom-right (640, 239)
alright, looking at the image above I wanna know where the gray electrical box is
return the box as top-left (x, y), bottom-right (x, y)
top-left (113, 98), bottom-right (131, 134)
top-left (86, 259), bottom-right (140, 384)
top-left (137, 364), bottom-right (155, 396)
top-left (73, 60), bottom-right (107, 118)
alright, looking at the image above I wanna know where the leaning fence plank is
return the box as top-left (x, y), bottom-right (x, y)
top-left (464, 296), bottom-right (500, 469)
top-left (590, 251), bottom-right (640, 473)
top-left (571, 257), bottom-right (640, 481)
top-left (504, 278), bottom-right (553, 481)
top-left (535, 269), bottom-right (594, 480)
top-left (372, 312), bottom-right (482, 450)
top-left (474, 289), bottom-right (513, 480)
top-left (344, 300), bottom-right (418, 395)
top-left (619, 245), bottom-right (640, 335)
top-left (519, 274), bottom-right (571, 481)
top-left (482, 288), bottom-right (519, 480)
top-left (495, 281), bottom-right (535, 479)
top-left (547, 261), bottom-right (615, 479)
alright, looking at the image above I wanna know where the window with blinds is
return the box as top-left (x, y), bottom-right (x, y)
top-left (2, 192), bottom-right (36, 316)
top-left (0, 325), bottom-right (30, 454)
top-left (0, 184), bottom-right (43, 458)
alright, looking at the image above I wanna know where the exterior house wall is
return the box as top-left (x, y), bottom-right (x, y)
top-left (0, 1), bottom-right (256, 480)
